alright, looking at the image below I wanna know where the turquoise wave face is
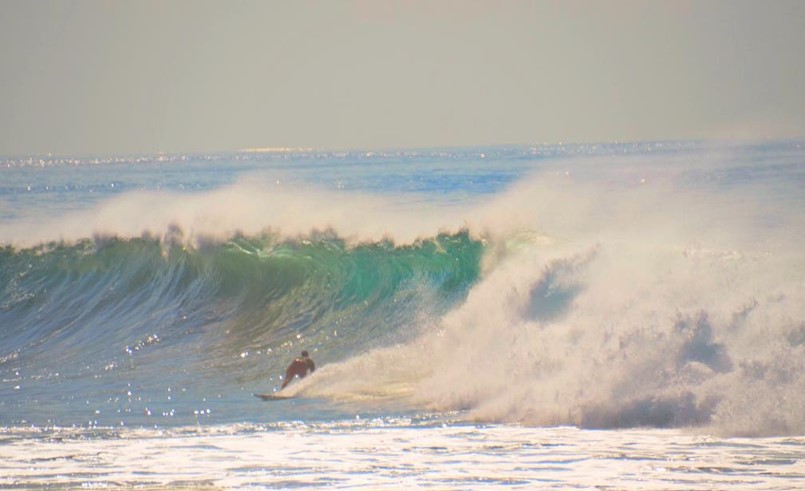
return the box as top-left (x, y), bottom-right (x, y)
top-left (0, 230), bottom-right (484, 427)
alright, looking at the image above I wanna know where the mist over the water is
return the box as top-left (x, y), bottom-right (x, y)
top-left (0, 174), bottom-right (465, 248)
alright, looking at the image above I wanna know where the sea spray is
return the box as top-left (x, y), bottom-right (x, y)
top-left (301, 174), bottom-right (805, 436)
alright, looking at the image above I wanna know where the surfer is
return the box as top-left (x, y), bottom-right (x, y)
top-left (281, 350), bottom-right (316, 389)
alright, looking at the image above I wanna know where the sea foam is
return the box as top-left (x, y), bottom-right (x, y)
top-left (300, 166), bottom-right (805, 437)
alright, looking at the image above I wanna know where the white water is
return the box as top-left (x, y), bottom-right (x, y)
top-left (296, 172), bottom-right (805, 438)
top-left (2, 422), bottom-right (803, 489)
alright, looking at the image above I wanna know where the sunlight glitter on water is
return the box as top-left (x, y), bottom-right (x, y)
top-left (1, 423), bottom-right (803, 489)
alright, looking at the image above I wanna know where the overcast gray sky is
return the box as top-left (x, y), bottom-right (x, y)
top-left (1, 0), bottom-right (804, 156)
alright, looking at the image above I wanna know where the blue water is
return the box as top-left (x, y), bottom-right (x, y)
top-left (1, 141), bottom-right (804, 488)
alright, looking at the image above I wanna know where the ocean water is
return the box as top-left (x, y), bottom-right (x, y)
top-left (1, 141), bottom-right (804, 489)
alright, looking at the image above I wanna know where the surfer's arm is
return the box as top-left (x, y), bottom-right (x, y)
top-left (281, 363), bottom-right (297, 388)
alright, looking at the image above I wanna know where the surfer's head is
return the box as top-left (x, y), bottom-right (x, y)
top-left (301, 350), bottom-right (309, 357)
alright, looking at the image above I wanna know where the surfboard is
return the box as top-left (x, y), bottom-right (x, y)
top-left (254, 393), bottom-right (294, 401)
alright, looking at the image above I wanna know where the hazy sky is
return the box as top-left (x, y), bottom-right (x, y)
top-left (2, 0), bottom-right (804, 155)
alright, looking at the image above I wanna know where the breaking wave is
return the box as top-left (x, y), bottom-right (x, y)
top-left (2, 148), bottom-right (804, 436)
